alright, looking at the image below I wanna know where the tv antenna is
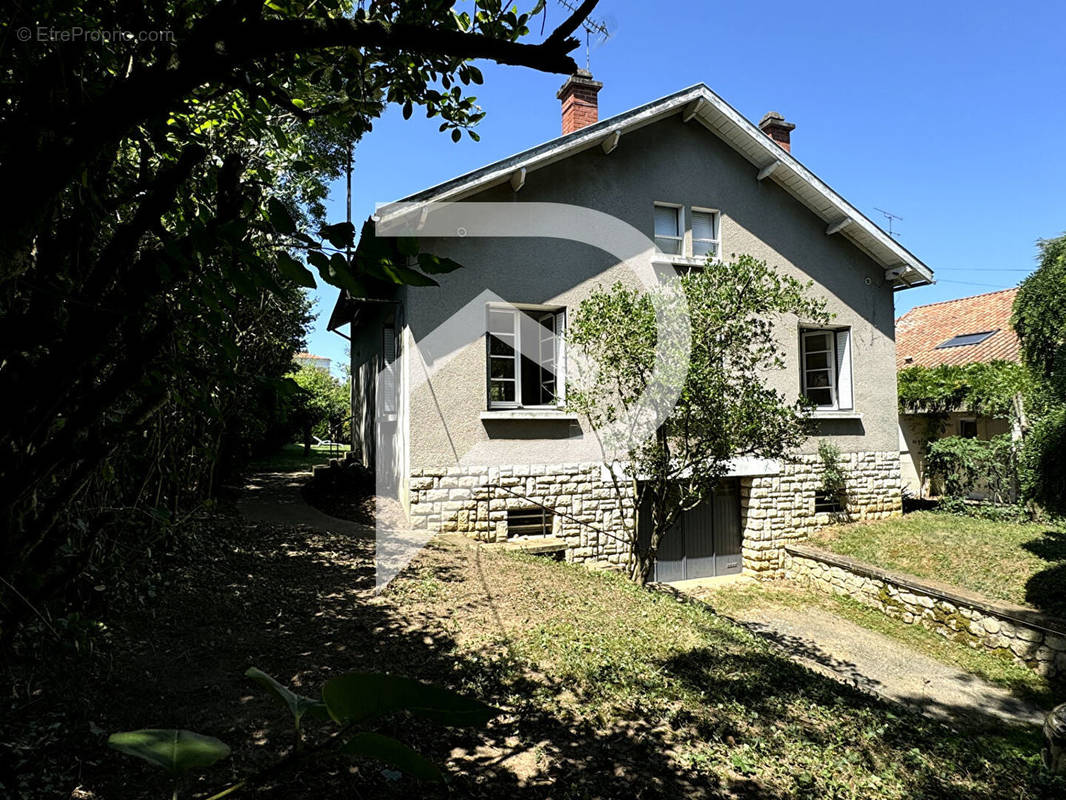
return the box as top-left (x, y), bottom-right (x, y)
top-left (553, 0), bottom-right (611, 70)
top-left (874, 207), bottom-right (903, 239)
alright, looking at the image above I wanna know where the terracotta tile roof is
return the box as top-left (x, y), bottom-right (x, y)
top-left (896, 288), bottom-right (1021, 370)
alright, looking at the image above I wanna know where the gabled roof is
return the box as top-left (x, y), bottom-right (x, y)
top-left (385, 83), bottom-right (934, 289)
top-left (895, 288), bottom-right (1020, 369)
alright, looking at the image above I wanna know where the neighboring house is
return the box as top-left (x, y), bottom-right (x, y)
top-left (329, 73), bottom-right (933, 581)
top-left (896, 288), bottom-right (1021, 497)
top-left (294, 352), bottom-right (332, 373)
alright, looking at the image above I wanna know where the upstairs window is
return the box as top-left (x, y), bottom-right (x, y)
top-left (801, 328), bottom-right (853, 410)
top-left (691, 209), bottom-right (720, 258)
top-left (653, 204), bottom-right (683, 255)
top-left (936, 330), bottom-right (998, 349)
top-left (487, 306), bottom-right (565, 409)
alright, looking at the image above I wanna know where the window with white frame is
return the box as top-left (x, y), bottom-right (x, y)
top-left (691, 209), bottom-right (720, 258)
top-left (653, 204), bottom-right (682, 255)
top-left (800, 328), bottom-right (853, 410)
top-left (487, 306), bottom-right (565, 408)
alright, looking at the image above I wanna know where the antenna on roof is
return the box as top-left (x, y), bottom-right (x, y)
top-left (553, 0), bottom-right (611, 70)
top-left (874, 207), bottom-right (903, 239)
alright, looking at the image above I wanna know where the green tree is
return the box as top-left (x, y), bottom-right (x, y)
top-left (1013, 233), bottom-right (1066, 515)
top-left (0, 0), bottom-right (596, 636)
top-left (566, 255), bottom-right (829, 583)
top-left (289, 364), bottom-right (350, 450)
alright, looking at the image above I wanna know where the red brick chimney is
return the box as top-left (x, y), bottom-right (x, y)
top-left (758, 111), bottom-right (796, 153)
top-left (557, 70), bottom-right (603, 135)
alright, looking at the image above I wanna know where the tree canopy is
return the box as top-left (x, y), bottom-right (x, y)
top-left (566, 255), bottom-right (828, 583)
top-left (0, 0), bottom-right (596, 636)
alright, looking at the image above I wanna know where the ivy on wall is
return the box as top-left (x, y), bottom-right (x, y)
top-left (897, 360), bottom-right (1033, 419)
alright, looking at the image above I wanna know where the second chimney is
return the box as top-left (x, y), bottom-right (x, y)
top-left (758, 111), bottom-right (796, 153)
top-left (557, 70), bottom-right (603, 135)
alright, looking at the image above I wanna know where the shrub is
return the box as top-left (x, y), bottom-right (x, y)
top-left (1019, 406), bottom-right (1066, 518)
top-left (926, 434), bottom-right (1018, 505)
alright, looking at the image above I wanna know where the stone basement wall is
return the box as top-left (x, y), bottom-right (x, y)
top-left (408, 463), bottom-right (635, 567)
top-left (408, 450), bottom-right (901, 573)
top-left (741, 451), bottom-right (902, 577)
top-left (785, 543), bottom-right (1066, 678)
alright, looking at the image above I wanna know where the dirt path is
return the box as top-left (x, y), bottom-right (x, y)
top-left (699, 596), bottom-right (1047, 728)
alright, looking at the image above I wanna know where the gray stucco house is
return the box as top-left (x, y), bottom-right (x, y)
top-left (330, 74), bottom-right (934, 581)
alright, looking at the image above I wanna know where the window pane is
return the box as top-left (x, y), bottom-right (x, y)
top-left (692, 211), bottom-right (717, 241)
top-left (806, 369), bottom-right (831, 388)
top-left (655, 236), bottom-right (682, 255)
top-left (692, 239), bottom-right (717, 257)
top-left (488, 309), bottom-right (514, 335)
top-left (490, 357), bottom-right (515, 379)
top-left (489, 335), bottom-right (514, 357)
top-left (654, 205), bottom-right (679, 237)
top-left (804, 332), bottom-right (830, 352)
top-left (805, 351), bottom-right (829, 371)
top-left (490, 381), bottom-right (515, 403)
top-left (805, 387), bottom-right (832, 406)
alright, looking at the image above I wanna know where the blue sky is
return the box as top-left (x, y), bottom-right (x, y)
top-left (303, 0), bottom-right (1066, 375)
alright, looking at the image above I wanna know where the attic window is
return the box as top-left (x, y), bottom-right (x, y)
top-left (935, 330), bottom-right (998, 349)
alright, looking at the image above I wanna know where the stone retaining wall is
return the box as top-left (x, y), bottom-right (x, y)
top-left (785, 543), bottom-right (1066, 678)
top-left (742, 451), bottom-right (902, 577)
top-left (407, 450), bottom-right (902, 572)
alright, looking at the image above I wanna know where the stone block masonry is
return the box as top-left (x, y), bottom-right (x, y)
top-left (740, 451), bottom-right (902, 577)
top-left (785, 543), bottom-right (1066, 679)
top-left (407, 450), bottom-right (901, 573)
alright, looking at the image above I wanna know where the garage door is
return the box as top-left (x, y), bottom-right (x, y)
top-left (638, 481), bottom-right (742, 582)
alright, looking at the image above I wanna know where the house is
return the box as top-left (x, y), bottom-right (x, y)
top-left (896, 288), bottom-right (1021, 497)
top-left (330, 74), bottom-right (933, 581)
top-left (294, 352), bottom-right (332, 373)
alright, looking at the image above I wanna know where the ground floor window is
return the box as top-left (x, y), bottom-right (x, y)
top-left (487, 305), bottom-right (565, 409)
top-left (506, 507), bottom-right (553, 538)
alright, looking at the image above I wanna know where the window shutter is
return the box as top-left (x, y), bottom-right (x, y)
top-left (835, 329), bottom-right (853, 410)
top-left (555, 309), bottom-right (566, 404)
top-left (654, 205), bottom-right (679, 237)
top-left (692, 211), bottom-right (716, 241)
top-left (382, 325), bottom-right (397, 414)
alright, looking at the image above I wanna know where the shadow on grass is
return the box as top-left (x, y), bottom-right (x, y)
top-left (3, 509), bottom-right (1059, 800)
top-left (1022, 530), bottom-right (1066, 620)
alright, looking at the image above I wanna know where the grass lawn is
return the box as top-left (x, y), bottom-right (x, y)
top-left (6, 516), bottom-right (1061, 799)
top-left (701, 579), bottom-right (1057, 705)
top-left (249, 441), bottom-right (349, 473)
top-left (808, 511), bottom-right (1066, 619)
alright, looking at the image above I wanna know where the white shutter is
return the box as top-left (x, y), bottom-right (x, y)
top-left (382, 325), bottom-right (397, 414)
top-left (654, 205), bottom-right (679, 237)
top-left (835, 329), bottom-right (853, 410)
top-left (692, 210), bottom-right (716, 241)
top-left (555, 309), bottom-right (566, 404)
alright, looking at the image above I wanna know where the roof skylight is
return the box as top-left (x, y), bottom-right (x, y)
top-left (935, 330), bottom-right (998, 349)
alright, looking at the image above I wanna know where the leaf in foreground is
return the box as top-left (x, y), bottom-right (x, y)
top-left (245, 667), bottom-right (328, 726)
top-left (108, 729), bottom-right (230, 774)
top-left (340, 732), bottom-right (443, 782)
top-left (322, 672), bottom-right (499, 726)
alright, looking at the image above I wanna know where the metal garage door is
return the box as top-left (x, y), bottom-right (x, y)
top-left (639, 481), bottom-right (742, 582)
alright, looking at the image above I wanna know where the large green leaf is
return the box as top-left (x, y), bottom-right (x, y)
top-left (276, 252), bottom-right (317, 289)
top-left (245, 667), bottom-right (328, 727)
top-left (267, 198), bottom-right (296, 235)
top-left (319, 221), bottom-right (356, 250)
top-left (107, 729), bottom-right (230, 774)
top-left (322, 673), bottom-right (499, 727)
top-left (339, 732), bottom-right (442, 782)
